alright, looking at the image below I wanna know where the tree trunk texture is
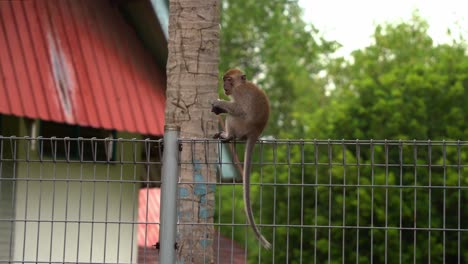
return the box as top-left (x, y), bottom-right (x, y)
top-left (165, 0), bottom-right (219, 263)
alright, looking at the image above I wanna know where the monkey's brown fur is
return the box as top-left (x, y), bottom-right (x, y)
top-left (212, 69), bottom-right (271, 249)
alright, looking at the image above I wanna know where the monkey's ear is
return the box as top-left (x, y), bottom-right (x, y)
top-left (241, 74), bottom-right (246, 81)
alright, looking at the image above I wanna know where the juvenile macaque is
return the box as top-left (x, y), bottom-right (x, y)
top-left (212, 69), bottom-right (271, 249)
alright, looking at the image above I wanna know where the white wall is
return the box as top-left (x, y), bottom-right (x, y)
top-left (13, 156), bottom-right (142, 263)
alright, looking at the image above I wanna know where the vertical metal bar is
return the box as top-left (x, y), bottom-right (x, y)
top-left (356, 140), bottom-right (360, 264)
top-left (159, 125), bottom-right (180, 264)
top-left (144, 187), bottom-right (150, 264)
top-left (20, 138), bottom-right (31, 261)
top-left (1, 138), bottom-right (7, 261)
top-left (189, 140), bottom-right (195, 257)
top-left (8, 138), bottom-right (17, 262)
top-left (112, 138), bottom-right (125, 263)
top-left (36, 137), bottom-right (44, 262)
top-left (428, 141), bottom-right (432, 264)
top-left (342, 140), bottom-right (346, 264)
top-left (286, 142), bottom-right (291, 263)
top-left (442, 141), bottom-right (446, 264)
top-left (49, 138), bottom-right (57, 263)
top-left (203, 139), bottom-right (210, 263)
top-left (413, 140), bottom-right (418, 264)
top-left (63, 138), bottom-right (71, 262)
top-left (456, 141), bottom-right (461, 264)
top-left (230, 143), bottom-right (236, 264)
top-left (313, 140), bottom-right (318, 264)
top-left (116, 139), bottom-right (124, 264)
top-left (300, 140), bottom-right (305, 264)
top-left (144, 140), bottom-right (150, 264)
top-left (327, 140), bottom-right (332, 264)
top-left (370, 140), bottom-right (374, 264)
top-left (272, 141), bottom-right (278, 264)
top-left (215, 141), bottom-right (222, 264)
top-left (89, 138), bottom-right (97, 262)
top-left (0, 137), bottom-right (3, 202)
top-left (128, 140), bottom-right (137, 263)
top-left (101, 140), bottom-right (109, 263)
top-left (258, 140), bottom-right (266, 263)
top-left (399, 141), bottom-right (403, 264)
top-left (76, 138), bottom-right (84, 263)
top-left (384, 140), bottom-right (388, 264)
top-left (190, 141), bottom-right (196, 257)
top-left (22, 138), bottom-right (30, 262)
top-left (229, 142), bottom-right (240, 263)
top-left (29, 137), bottom-right (40, 263)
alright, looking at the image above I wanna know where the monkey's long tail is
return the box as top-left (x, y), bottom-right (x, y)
top-left (243, 137), bottom-right (272, 249)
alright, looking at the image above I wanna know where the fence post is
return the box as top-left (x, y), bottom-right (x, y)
top-left (159, 125), bottom-right (180, 263)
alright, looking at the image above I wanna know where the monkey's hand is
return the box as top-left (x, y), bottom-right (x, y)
top-left (211, 100), bottom-right (228, 115)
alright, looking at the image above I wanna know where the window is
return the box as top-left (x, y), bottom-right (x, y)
top-left (140, 135), bottom-right (163, 188)
top-left (39, 121), bottom-right (116, 161)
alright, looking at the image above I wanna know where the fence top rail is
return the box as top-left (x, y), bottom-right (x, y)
top-left (0, 136), bottom-right (466, 146)
top-left (178, 138), bottom-right (467, 146)
top-left (0, 136), bottom-right (163, 143)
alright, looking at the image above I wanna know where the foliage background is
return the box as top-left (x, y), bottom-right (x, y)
top-left (215, 0), bottom-right (467, 262)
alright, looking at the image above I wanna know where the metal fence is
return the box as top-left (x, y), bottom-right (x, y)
top-left (0, 136), bottom-right (164, 264)
top-left (0, 134), bottom-right (467, 263)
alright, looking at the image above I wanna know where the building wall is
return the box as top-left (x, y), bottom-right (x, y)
top-left (0, 115), bottom-right (19, 260)
top-left (14, 162), bottom-right (140, 263)
top-left (1, 117), bottom-right (146, 263)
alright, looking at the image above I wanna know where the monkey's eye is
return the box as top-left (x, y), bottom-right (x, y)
top-left (223, 77), bottom-right (232, 81)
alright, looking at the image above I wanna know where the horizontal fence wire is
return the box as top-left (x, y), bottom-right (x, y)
top-left (0, 136), bottom-right (467, 263)
top-left (178, 138), bottom-right (467, 264)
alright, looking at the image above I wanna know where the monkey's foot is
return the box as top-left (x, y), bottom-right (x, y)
top-left (213, 132), bottom-right (234, 142)
top-left (213, 132), bottom-right (223, 139)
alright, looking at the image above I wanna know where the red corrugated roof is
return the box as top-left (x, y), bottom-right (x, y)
top-left (0, 0), bottom-right (165, 135)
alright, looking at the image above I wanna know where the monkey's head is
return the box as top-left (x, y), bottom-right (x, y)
top-left (223, 68), bottom-right (246, 95)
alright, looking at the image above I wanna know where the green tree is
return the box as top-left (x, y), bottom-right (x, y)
top-left (326, 16), bottom-right (467, 140)
top-left (308, 15), bottom-right (468, 263)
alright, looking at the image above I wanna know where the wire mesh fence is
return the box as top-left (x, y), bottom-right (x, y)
top-left (179, 139), bottom-right (468, 264)
top-left (0, 136), bottom-right (467, 263)
top-left (0, 136), bottom-right (163, 264)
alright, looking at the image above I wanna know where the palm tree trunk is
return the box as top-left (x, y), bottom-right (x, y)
top-left (165, 0), bottom-right (220, 262)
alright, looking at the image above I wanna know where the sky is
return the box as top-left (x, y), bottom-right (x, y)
top-left (298, 0), bottom-right (468, 56)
